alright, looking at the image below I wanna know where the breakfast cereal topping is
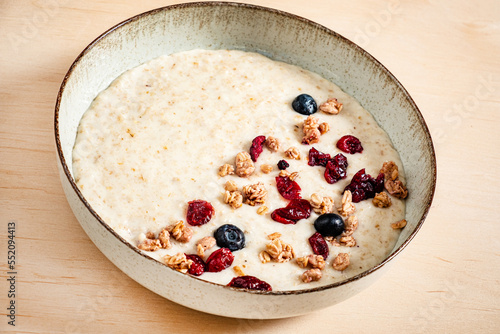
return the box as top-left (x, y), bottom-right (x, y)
top-left (196, 236), bottom-right (216, 257)
top-left (224, 180), bottom-right (238, 192)
top-left (265, 136), bottom-right (280, 152)
top-left (318, 122), bottom-right (330, 135)
top-left (260, 164), bottom-right (273, 174)
top-left (380, 161), bottom-right (399, 181)
top-left (279, 169), bottom-right (291, 178)
top-left (288, 171), bottom-right (299, 181)
top-left (391, 219), bottom-right (407, 229)
top-left (339, 236), bottom-right (357, 247)
top-left (224, 190), bottom-right (243, 209)
top-left (343, 215), bottom-right (359, 237)
top-left (310, 193), bottom-right (335, 214)
top-left (372, 192), bottom-right (392, 208)
top-left (332, 253), bottom-right (350, 271)
top-left (296, 254), bottom-right (326, 270)
top-left (267, 232), bottom-right (282, 240)
top-left (218, 164), bottom-right (235, 177)
top-left (259, 251), bottom-right (271, 263)
top-left (164, 252), bottom-right (193, 273)
top-left (235, 151), bottom-right (255, 177)
top-left (158, 229), bottom-right (172, 249)
top-left (338, 190), bottom-right (356, 216)
top-left (284, 146), bottom-right (301, 160)
top-left (257, 206), bottom-right (269, 215)
top-left (137, 238), bottom-right (162, 252)
top-left (385, 179), bottom-right (408, 199)
top-left (249, 135), bottom-right (267, 162)
top-left (145, 231), bottom-right (155, 239)
top-left (243, 182), bottom-right (267, 206)
top-left (302, 116), bottom-right (321, 145)
top-left (265, 238), bottom-right (295, 263)
top-left (169, 221), bottom-right (193, 243)
top-left (233, 266), bottom-right (246, 276)
top-left (301, 268), bottom-right (322, 283)
top-left (186, 200), bottom-right (215, 226)
top-left (319, 98), bottom-right (343, 115)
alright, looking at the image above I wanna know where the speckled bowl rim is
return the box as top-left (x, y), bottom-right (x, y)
top-left (54, 1), bottom-right (436, 296)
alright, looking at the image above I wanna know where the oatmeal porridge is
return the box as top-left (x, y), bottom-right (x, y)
top-left (72, 49), bottom-right (408, 291)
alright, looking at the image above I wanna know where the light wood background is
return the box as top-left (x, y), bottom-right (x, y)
top-left (1, 0), bottom-right (499, 333)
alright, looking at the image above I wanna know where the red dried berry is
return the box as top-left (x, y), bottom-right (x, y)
top-left (324, 153), bottom-right (348, 184)
top-left (271, 199), bottom-right (312, 225)
top-left (307, 147), bottom-right (331, 167)
top-left (344, 169), bottom-right (385, 202)
top-left (336, 135), bottom-right (363, 154)
top-left (277, 160), bottom-right (289, 170)
top-left (249, 135), bottom-right (266, 162)
top-left (227, 275), bottom-right (272, 291)
top-left (309, 232), bottom-right (329, 260)
top-left (186, 200), bottom-right (215, 226)
top-left (206, 248), bottom-right (234, 272)
top-left (276, 176), bottom-right (301, 200)
top-left (185, 254), bottom-right (206, 276)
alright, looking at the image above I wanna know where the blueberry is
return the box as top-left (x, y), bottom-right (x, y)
top-left (314, 213), bottom-right (345, 237)
top-left (292, 94), bottom-right (317, 115)
top-left (214, 224), bottom-right (245, 251)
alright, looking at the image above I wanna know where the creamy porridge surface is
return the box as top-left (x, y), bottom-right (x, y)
top-left (73, 49), bottom-right (406, 291)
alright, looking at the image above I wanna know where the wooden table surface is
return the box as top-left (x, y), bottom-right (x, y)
top-left (1, 0), bottom-right (499, 333)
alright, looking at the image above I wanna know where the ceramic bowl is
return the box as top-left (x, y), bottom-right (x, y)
top-left (55, 2), bottom-right (436, 319)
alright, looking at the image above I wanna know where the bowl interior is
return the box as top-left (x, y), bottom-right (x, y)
top-left (56, 2), bottom-right (435, 292)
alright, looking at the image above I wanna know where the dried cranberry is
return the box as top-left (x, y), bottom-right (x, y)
top-left (307, 147), bottom-right (331, 167)
top-left (344, 169), bottom-right (385, 202)
top-left (276, 176), bottom-right (301, 200)
top-left (336, 135), bottom-right (363, 154)
top-left (228, 275), bottom-right (272, 291)
top-left (324, 153), bottom-right (348, 184)
top-left (374, 173), bottom-right (385, 193)
top-left (271, 199), bottom-right (312, 224)
top-left (206, 248), bottom-right (234, 272)
top-left (309, 232), bottom-right (329, 259)
top-left (277, 160), bottom-right (289, 170)
top-left (185, 254), bottom-right (206, 276)
top-left (186, 200), bottom-right (215, 226)
top-left (249, 135), bottom-right (266, 162)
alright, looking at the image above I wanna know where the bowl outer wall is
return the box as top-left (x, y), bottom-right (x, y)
top-left (55, 2), bottom-right (436, 318)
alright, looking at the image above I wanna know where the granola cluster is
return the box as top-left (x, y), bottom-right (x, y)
top-left (296, 254), bottom-right (326, 270)
top-left (319, 97), bottom-right (343, 115)
top-left (338, 190), bottom-right (356, 217)
top-left (138, 228), bottom-right (172, 251)
top-left (261, 236), bottom-right (295, 263)
top-left (164, 253), bottom-right (193, 273)
top-left (235, 151), bottom-right (255, 177)
top-left (310, 193), bottom-right (335, 214)
top-left (301, 116), bottom-right (322, 145)
top-left (137, 220), bottom-right (193, 252)
top-left (373, 191), bottom-right (392, 208)
top-left (284, 146), bottom-right (301, 160)
top-left (332, 253), bottom-right (350, 271)
top-left (196, 236), bottom-right (216, 257)
top-left (326, 213), bottom-right (359, 248)
top-left (380, 161), bottom-right (408, 199)
top-left (243, 182), bottom-right (267, 206)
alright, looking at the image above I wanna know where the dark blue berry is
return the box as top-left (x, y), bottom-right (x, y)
top-left (277, 160), bottom-right (289, 170)
top-left (214, 224), bottom-right (245, 251)
top-left (314, 213), bottom-right (345, 237)
top-left (292, 94), bottom-right (317, 115)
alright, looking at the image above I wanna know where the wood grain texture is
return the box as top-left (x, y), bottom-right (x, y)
top-left (1, 0), bottom-right (499, 332)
